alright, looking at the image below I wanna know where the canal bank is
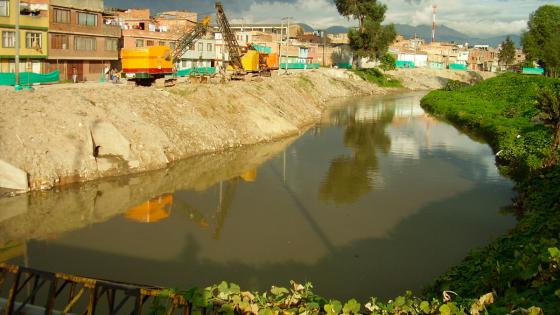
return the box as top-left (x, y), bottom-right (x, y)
top-left (0, 69), bottom-right (387, 192)
top-left (0, 68), bottom-right (493, 193)
top-left (420, 74), bottom-right (560, 313)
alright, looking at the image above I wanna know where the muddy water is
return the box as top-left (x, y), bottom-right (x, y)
top-left (1, 92), bottom-right (515, 301)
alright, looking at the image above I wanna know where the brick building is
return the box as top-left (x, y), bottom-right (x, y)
top-left (45, 0), bottom-right (121, 81)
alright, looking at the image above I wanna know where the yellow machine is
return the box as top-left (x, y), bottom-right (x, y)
top-left (125, 194), bottom-right (173, 224)
top-left (121, 16), bottom-right (211, 86)
top-left (121, 46), bottom-right (175, 85)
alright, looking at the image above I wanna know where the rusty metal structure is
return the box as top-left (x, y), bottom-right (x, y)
top-left (0, 263), bottom-right (192, 315)
top-left (215, 2), bottom-right (245, 76)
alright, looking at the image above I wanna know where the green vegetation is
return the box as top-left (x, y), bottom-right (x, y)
top-left (421, 73), bottom-right (560, 313)
top-left (379, 53), bottom-right (397, 71)
top-left (351, 68), bottom-right (402, 88)
top-left (421, 73), bottom-right (558, 177)
top-left (498, 36), bottom-right (516, 69)
top-left (334, 0), bottom-right (396, 67)
top-left (522, 5), bottom-right (560, 77)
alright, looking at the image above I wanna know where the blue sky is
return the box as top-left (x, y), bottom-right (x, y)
top-left (104, 0), bottom-right (560, 37)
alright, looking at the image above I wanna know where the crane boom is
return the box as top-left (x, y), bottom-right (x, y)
top-left (172, 16), bottom-right (212, 61)
top-left (215, 2), bottom-right (245, 74)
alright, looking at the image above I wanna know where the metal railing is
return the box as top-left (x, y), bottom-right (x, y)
top-left (0, 264), bottom-right (192, 315)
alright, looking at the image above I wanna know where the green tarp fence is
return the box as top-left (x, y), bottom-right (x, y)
top-left (337, 63), bottom-right (353, 69)
top-left (252, 44), bottom-right (272, 54)
top-left (0, 70), bottom-right (60, 86)
top-left (396, 61), bottom-right (415, 68)
top-left (449, 63), bottom-right (467, 70)
top-left (522, 67), bottom-right (544, 75)
top-left (177, 67), bottom-right (216, 77)
top-left (279, 63), bottom-right (321, 70)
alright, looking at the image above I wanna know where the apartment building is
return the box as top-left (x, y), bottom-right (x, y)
top-left (0, 0), bottom-right (49, 73)
top-left (109, 8), bottom-right (196, 50)
top-left (45, 0), bottom-right (121, 81)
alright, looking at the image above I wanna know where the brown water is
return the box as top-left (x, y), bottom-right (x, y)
top-left (0, 92), bottom-right (516, 301)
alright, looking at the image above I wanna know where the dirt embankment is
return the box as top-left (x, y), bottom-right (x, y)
top-left (0, 69), bottom-right (386, 192)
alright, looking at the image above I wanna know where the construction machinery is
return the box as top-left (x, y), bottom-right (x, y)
top-left (121, 16), bottom-right (212, 86)
top-left (215, 2), bottom-right (279, 79)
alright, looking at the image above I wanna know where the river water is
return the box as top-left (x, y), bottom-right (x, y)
top-left (1, 92), bottom-right (516, 301)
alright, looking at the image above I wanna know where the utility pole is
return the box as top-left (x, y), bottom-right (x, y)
top-left (15, 0), bottom-right (21, 87)
top-left (322, 30), bottom-right (326, 67)
top-left (279, 20), bottom-right (284, 72)
top-left (282, 17), bottom-right (292, 73)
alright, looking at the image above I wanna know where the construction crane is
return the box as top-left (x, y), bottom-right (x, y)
top-left (215, 2), bottom-right (245, 77)
top-left (121, 17), bottom-right (211, 86)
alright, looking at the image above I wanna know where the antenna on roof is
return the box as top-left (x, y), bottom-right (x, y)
top-left (432, 4), bottom-right (437, 43)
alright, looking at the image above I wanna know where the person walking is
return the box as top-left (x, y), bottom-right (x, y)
top-left (72, 66), bottom-right (78, 83)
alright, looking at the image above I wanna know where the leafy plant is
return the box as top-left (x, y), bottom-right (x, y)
top-left (351, 68), bottom-right (402, 88)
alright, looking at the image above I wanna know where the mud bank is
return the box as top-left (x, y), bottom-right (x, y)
top-left (0, 69), bottom-right (386, 192)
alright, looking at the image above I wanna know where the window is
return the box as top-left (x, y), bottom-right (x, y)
top-left (105, 38), bottom-right (118, 51)
top-left (0, 0), bottom-right (8, 17)
top-left (207, 43), bottom-right (212, 52)
top-left (75, 36), bottom-right (96, 51)
top-left (77, 12), bottom-right (97, 27)
top-left (26, 32), bottom-right (42, 49)
top-left (2, 31), bottom-right (15, 48)
top-left (51, 34), bottom-right (68, 49)
top-left (135, 39), bottom-right (144, 47)
top-left (198, 42), bottom-right (203, 52)
top-left (53, 8), bottom-right (70, 23)
top-left (146, 40), bottom-right (154, 47)
top-left (159, 41), bottom-right (165, 46)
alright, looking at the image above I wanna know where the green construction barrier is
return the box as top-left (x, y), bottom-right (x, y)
top-left (251, 44), bottom-right (272, 54)
top-left (449, 63), bottom-right (467, 70)
top-left (337, 63), bottom-right (353, 69)
top-left (0, 70), bottom-right (60, 86)
top-left (396, 61), bottom-right (415, 69)
top-left (279, 63), bottom-right (321, 70)
top-left (177, 67), bottom-right (216, 77)
top-left (522, 67), bottom-right (544, 75)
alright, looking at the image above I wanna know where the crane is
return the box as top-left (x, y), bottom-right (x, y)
top-left (215, 2), bottom-right (246, 78)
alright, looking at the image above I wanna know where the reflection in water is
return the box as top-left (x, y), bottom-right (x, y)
top-left (0, 92), bottom-right (516, 302)
top-left (125, 194), bottom-right (173, 224)
top-left (320, 104), bottom-right (394, 206)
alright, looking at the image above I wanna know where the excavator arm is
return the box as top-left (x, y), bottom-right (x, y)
top-left (215, 2), bottom-right (245, 75)
top-left (171, 16), bottom-right (212, 62)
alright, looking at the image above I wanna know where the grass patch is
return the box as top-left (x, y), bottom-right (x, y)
top-left (421, 73), bottom-right (560, 313)
top-left (297, 75), bottom-right (315, 89)
top-left (351, 68), bottom-right (402, 88)
top-left (169, 86), bottom-right (195, 97)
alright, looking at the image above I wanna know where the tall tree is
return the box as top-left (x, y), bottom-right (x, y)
top-left (522, 5), bottom-right (560, 77)
top-left (537, 83), bottom-right (560, 166)
top-left (335, 0), bottom-right (396, 66)
top-left (498, 36), bottom-right (516, 68)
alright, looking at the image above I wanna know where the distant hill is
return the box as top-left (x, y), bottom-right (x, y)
top-left (298, 23), bottom-right (315, 33)
top-left (394, 24), bottom-right (521, 47)
top-left (325, 26), bottom-right (349, 34)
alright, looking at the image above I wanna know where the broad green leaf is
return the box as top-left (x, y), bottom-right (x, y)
top-left (420, 301), bottom-right (431, 314)
top-left (324, 300), bottom-right (342, 315)
top-left (271, 286), bottom-right (290, 296)
top-left (394, 296), bottom-right (405, 307)
top-left (439, 304), bottom-right (451, 315)
top-left (343, 299), bottom-right (361, 314)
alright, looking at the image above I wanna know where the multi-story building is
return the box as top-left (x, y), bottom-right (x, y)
top-left (468, 46), bottom-right (498, 72)
top-left (109, 8), bottom-right (196, 50)
top-left (45, 0), bottom-right (121, 81)
top-left (0, 0), bottom-right (49, 73)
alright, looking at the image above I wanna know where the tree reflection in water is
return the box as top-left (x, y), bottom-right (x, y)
top-left (320, 103), bottom-right (395, 206)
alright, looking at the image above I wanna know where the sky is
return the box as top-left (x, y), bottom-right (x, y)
top-left (104, 0), bottom-right (560, 37)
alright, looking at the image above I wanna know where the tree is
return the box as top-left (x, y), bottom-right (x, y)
top-left (379, 52), bottom-right (396, 71)
top-left (335, 0), bottom-right (396, 67)
top-left (522, 5), bottom-right (560, 77)
top-left (334, 0), bottom-right (387, 32)
top-left (498, 36), bottom-right (516, 68)
top-left (536, 83), bottom-right (560, 166)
